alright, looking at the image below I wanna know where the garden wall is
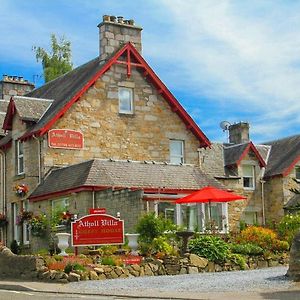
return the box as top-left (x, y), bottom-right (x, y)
top-left (0, 245), bottom-right (289, 283)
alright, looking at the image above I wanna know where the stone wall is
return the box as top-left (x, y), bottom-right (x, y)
top-left (0, 246), bottom-right (46, 280)
top-left (43, 67), bottom-right (200, 173)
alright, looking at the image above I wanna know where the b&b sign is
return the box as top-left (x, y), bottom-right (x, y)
top-left (71, 214), bottom-right (124, 247)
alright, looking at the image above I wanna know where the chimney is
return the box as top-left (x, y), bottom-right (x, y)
top-left (97, 15), bottom-right (143, 61)
top-left (228, 122), bottom-right (250, 144)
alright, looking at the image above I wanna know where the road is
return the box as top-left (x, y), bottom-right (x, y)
top-left (0, 290), bottom-right (170, 300)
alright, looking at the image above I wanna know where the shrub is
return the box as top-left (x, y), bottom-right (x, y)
top-left (64, 262), bottom-right (86, 273)
top-left (277, 214), bottom-right (300, 246)
top-left (229, 243), bottom-right (263, 256)
top-left (227, 253), bottom-right (247, 270)
top-left (188, 235), bottom-right (229, 263)
top-left (10, 240), bottom-right (21, 255)
top-left (236, 226), bottom-right (288, 252)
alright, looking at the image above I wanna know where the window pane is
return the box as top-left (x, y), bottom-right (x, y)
top-left (18, 142), bottom-right (23, 155)
top-left (170, 140), bottom-right (184, 164)
top-left (242, 165), bottom-right (253, 177)
top-left (119, 88), bottom-right (133, 113)
top-left (296, 166), bottom-right (300, 179)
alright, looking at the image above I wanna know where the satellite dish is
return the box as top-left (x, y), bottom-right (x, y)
top-left (220, 121), bottom-right (231, 131)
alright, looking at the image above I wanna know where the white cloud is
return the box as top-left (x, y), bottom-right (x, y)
top-left (149, 0), bottom-right (300, 140)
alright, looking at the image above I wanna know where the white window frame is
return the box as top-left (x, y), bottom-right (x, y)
top-left (118, 87), bottom-right (133, 114)
top-left (12, 202), bottom-right (20, 243)
top-left (170, 140), bottom-right (184, 164)
top-left (242, 164), bottom-right (255, 190)
top-left (22, 200), bottom-right (30, 245)
top-left (16, 140), bottom-right (24, 175)
top-left (199, 202), bottom-right (229, 234)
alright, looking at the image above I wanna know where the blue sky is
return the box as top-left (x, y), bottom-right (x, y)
top-left (1, 0), bottom-right (300, 143)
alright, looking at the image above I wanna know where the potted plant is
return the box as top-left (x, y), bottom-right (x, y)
top-left (14, 184), bottom-right (29, 198)
top-left (0, 213), bottom-right (8, 228)
top-left (17, 210), bottom-right (33, 224)
top-left (29, 214), bottom-right (48, 236)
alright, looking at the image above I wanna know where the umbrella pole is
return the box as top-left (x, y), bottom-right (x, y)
top-left (209, 200), bottom-right (212, 231)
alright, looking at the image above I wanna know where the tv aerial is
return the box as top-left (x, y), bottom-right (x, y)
top-left (219, 121), bottom-right (231, 142)
top-left (220, 121), bottom-right (231, 131)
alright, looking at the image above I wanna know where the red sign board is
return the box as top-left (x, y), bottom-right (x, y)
top-left (121, 255), bottom-right (142, 265)
top-left (89, 208), bottom-right (106, 215)
top-left (48, 129), bottom-right (84, 149)
top-left (71, 214), bottom-right (124, 247)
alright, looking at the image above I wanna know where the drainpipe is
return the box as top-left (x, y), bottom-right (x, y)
top-left (0, 149), bottom-right (6, 245)
top-left (260, 179), bottom-right (266, 226)
top-left (92, 189), bottom-right (95, 209)
top-left (33, 135), bottom-right (42, 184)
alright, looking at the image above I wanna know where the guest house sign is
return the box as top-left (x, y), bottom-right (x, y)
top-left (71, 214), bottom-right (124, 247)
top-left (48, 129), bottom-right (84, 149)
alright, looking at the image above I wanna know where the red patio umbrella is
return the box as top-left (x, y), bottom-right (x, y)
top-left (175, 186), bottom-right (246, 230)
top-left (175, 186), bottom-right (246, 204)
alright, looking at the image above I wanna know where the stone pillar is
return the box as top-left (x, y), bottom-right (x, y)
top-left (287, 229), bottom-right (300, 281)
top-left (228, 122), bottom-right (250, 144)
top-left (97, 15), bottom-right (143, 61)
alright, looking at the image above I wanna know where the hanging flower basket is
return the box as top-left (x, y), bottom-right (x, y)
top-left (29, 214), bottom-right (47, 237)
top-left (0, 213), bottom-right (8, 228)
top-left (14, 184), bottom-right (29, 197)
top-left (17, 210), bottom-right (33, 224)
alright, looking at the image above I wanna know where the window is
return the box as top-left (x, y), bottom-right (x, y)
top-left (296, 166), bottom-right (300, 180)
top-left (119, 87), bottom-right (133, 114)
top-left (12, 202), bottom-right (20, 243)
top-left (52, 198), bottom-right (70, 213)
top-left (16, 140), bottom-right (24, 175)
top-left (170, 140), bottom-right (184, 164)
top-left (157, 202), bottom-right (175, 223)
top-left (22, 200), bottom-right (30, 245)
top-left (242, 165), bottom-right (255, 189)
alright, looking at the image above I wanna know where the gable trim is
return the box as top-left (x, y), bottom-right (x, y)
top-left (282, 155), bottom-right (300, 177)
top-left (236, 142), bottom-right (266, 168)
top-left (21, 43), bottom-right (210, 148)
top-left (2, 97), bottom-right (16, 131)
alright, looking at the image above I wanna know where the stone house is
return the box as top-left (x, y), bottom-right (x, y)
top-left (0, 15), bottom-right (227, 249)
top-left (0, 15), bottom-right (298, 250)
top-left (201, 121), bottom-right (300, 227)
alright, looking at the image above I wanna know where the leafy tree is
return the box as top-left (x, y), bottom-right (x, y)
top-left (33, 34), bottom-right (73, 82)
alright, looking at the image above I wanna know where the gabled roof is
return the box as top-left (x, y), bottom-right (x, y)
top-left (29, 159), bottom-right (222, 201)
top-left (224, 142), bottom-right (266, 168)
top-left (0, 132), bottom-right (12, 150)
top-left (3, 96), bottom-right (53, 130)
top-left (20, 43), bottom-right (210, 148)
top-left (264, 134), bottom-right (300, 178)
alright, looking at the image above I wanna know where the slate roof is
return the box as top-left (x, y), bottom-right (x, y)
top-left (13, 96), bottom-right (53, 122)
top-left (25, 57), bottom-right (104, 134)
top-left (224, 143), bottom-right (249, 166)
top-left (0, 100), bottom-right (9, 136)
top-left (264, 135), bottom-right (300, 178)
top-left (29, 159), bottom-right (222, 200)
top-left (283, 194), bottom-right (300, 209)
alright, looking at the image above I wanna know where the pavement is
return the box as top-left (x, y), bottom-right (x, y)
top-left (0, 279), bottom-right (300, 300)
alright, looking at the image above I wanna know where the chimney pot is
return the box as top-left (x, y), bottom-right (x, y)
top-left (128, 19), bottom-right (135, 25)
top-left (103, 15), bottom-right (110, 22)
top-left (117, 16), bottom-right (124, 24)
top-left (110, 15), bottom-right (117, 22)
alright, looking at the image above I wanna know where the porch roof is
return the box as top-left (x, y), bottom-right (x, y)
top-left (29, 159), bottom-right (222, 201)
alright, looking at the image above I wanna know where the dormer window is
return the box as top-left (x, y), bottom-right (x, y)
top-left (296, 166), bottom-right (300, 180)
top-left (119, 87), bottom-right (133, 114)
top-left (242, 165), bottom-right (255, 190)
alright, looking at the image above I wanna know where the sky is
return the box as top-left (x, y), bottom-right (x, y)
top-left (0, 0), bottom-right (299, 143)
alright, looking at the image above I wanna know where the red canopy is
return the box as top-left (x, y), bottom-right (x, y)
top-left (175, 186), bottom-right (246, 204)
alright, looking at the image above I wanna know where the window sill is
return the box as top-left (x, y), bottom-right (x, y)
top-left (243, 187), bottom-right (255, 191)
top-left (119, 112), bottom-right (134, 117)
top-left (14, 173), bottom-right (26, 181)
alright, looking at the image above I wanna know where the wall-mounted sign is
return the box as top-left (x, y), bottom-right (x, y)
top-left (89, 208), bottom-right (106, 215)
top-left (71, 214), bottom-right (124, 247)
top-left (48, 129), bottom-right (84, 149)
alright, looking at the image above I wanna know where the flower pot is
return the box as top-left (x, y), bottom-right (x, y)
top-left (125, 233), bottom-right (140, 256)
top-left (56, 233), bottom-right (70, 256)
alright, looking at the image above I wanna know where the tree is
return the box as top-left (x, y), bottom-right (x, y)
top-left (33, 34), bottom-right (73, 82)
